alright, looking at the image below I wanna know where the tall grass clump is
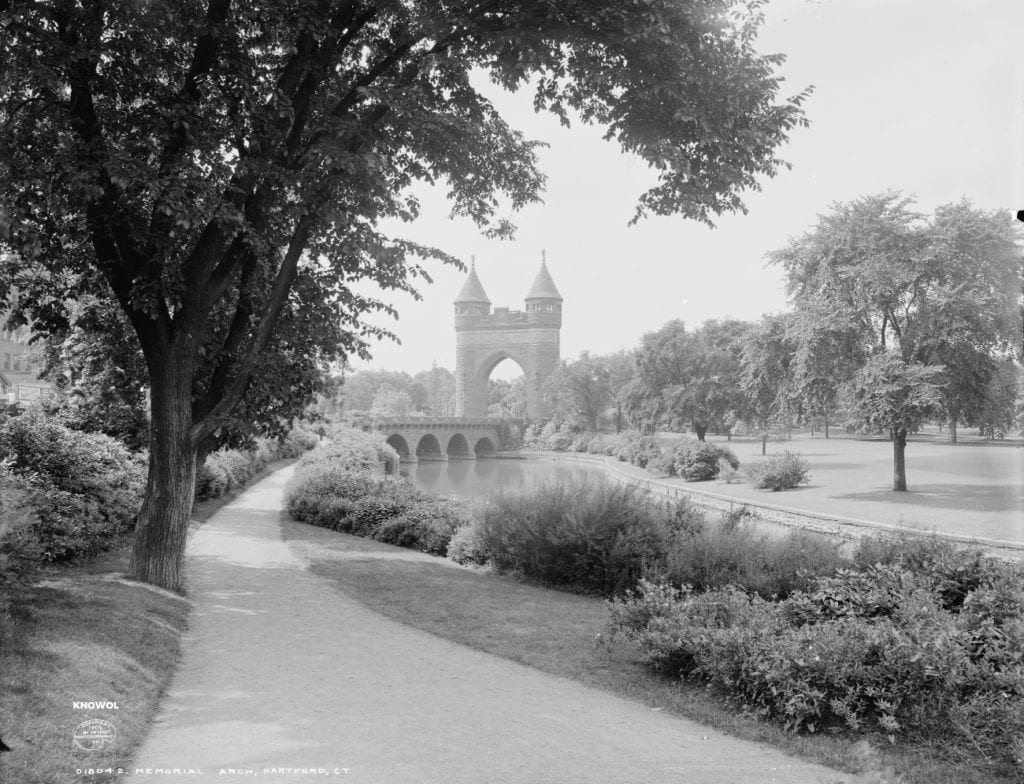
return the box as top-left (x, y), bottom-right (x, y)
top-left (666, 509), bottom-right (846, 599)
top-left (473, 477), bottom-right (703, 595)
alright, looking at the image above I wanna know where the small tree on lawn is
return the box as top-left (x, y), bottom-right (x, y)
top-left (848, 352), bottom-right (944, 491)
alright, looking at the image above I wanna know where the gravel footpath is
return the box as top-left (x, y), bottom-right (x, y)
top-left (126, 465), bottom-right (844, 784)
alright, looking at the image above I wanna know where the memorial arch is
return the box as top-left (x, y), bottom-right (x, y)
top-left (453, 260), bottom-right (562, 421)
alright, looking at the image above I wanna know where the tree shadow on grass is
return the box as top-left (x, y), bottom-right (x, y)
top-left (832, 483), bottom-right (1024, 514)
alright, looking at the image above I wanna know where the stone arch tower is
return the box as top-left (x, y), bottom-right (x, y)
top-left (454, 260), bottom-right (562, 420)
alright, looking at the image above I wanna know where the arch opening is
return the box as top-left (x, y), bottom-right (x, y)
top-left (481, 356), bottom-right (527, 419)
top-left (415, 433), bottom-right (445, 460)
top-left (387, 434), bottom-right (411, 461)
top-left (474, 437), bottom-right (496, 458)
top-left (447, 433), bottom-right (472, 459)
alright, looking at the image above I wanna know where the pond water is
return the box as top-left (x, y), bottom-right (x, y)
top-left (400, 457), bottom-right (601, 501)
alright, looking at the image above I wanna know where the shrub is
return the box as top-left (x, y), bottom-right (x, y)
top-left (608, 560), bottom-right (1024, 774)
top-left (617, 435), bottom-right (662, 468)
top-left (447, 523), bottom-right (490, 565)
top-left (284, 437), bottom-right (464, 556)
top-left (851, 533), bottom-right (996, 612)
top-left (716, 457), bottom-right (740, 483)
top-left (0, 411), bottom-right (145, 567)
top-left (0, 464), bottom-right (38, 584)
top-left (278, 425), bottom-right (321, 458)
top-left (667, 516), bottom-right (845, 599)
top-left (376, 498), bottom-right (468, 555)
top-left (645, 450), bottom-right (677, 477)
top-left (285, 464), bottom-right (379, 525)
top-left (570, 432), bottom-right (593, 452)
top-left (346, 479), bottom-right (425, 536)
top-left (195, 437), bottom-right (290, 502)
top-left (745, 451), bottom-right (810, 491)
top-left (474, 477), bottom-right (700, 595)
top-left (308, 425), bottom-right (400, 474)
top-left (674, 441), bottom-right (739, 481)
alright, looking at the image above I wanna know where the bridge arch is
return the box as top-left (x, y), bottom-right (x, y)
top-left (447, 433), bottom-right (471, 458)
top-left (386, 434), bottom-right (411, 461)
top-left (474, 437), bottom-right (496, 457)
top-left (415, 433), bottom-right (444, 460)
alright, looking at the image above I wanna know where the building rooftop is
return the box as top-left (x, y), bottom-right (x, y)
top-left (453, 264), bottom-right (491, 304)
top-left (525, 261), bottom-right (562, 301)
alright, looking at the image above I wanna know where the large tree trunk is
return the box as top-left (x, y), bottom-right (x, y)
top-left (824, 416), bottom-right (830, 439)
top-left (892, 427), bottom-right (908, 491)
top-left (128, 368), bottom-right (198, 592)
top-left (692, 420), bottom-right (707, 442)
top-left (948, 414), bottom-right (958, 444)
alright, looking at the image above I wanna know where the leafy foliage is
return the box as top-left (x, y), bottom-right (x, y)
top-left (544, 351), bottom-right (619, 431)
top-left (674, 440), bottom-right (739, 481)
top-left (284, 426), bottom-right (463, 554)
top-left (847, 353), bottom-right (944, 437)
top-left (745, 451), bottom-right (811, 491)
top-left (632, 319), bottom-right (751, 439)
top-left (0, 0), bottom-right (809, 588)
top-left (609, 552), bottom-right (1024, 775)
top-left (473, 477), bottom-right (699, 595)
top-left (666, 514), bottom-right (844, 599)
top-left (0, 408), bottom-right (145, 566)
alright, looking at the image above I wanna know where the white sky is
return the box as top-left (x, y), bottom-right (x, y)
top-left (352, 0), bottom-right (1023, 379)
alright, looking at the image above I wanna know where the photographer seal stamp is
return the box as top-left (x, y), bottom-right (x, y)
top-left (73, 719), bottom-right (116, 751)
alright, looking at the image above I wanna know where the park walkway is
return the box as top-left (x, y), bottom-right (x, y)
top-left (127, 465), bottom-right (843, 784)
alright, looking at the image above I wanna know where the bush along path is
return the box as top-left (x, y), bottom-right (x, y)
top-left (125, 461), bottom-right (840, 784)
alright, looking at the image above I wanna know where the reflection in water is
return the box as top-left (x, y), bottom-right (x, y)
top-left (400, 458), bottom-right (600, 500)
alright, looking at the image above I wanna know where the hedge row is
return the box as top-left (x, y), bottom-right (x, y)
top-left (284, 426), bottom-right (465, 556)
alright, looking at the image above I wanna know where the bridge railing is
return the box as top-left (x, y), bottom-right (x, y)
top-left (370, 416), bottom-right (522, 427)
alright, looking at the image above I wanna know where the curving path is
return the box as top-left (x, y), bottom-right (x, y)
top-left (126, 466), bottom-right (843, 784)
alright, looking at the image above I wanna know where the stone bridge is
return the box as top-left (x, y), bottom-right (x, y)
top-left (370, 417), bottom-right (516, 462)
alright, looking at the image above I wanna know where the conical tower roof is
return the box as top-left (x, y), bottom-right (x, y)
top-left (525, 261), bottom-right (562, 301)
top-left (454, 263), bottom-right (490, 304)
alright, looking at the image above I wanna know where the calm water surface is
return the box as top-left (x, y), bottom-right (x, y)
top-left (400, 458), bottom-right (600, 500)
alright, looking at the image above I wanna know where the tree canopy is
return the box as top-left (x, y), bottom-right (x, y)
top-left (633, 318), bottom-right (749, 440)
top-left (770, 193), bottom-right (1022, 488)
top-left (0, 0), bottom-right (809, 589)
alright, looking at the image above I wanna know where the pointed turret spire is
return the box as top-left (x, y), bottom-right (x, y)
top-left (525, 254), bottom-right (562, 301)
top-left (454, 258), bottom-right (491, 304)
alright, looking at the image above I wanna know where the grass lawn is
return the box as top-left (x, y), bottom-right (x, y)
top-left (283, 518), bottom-right (1020, 784)
top-left (657, 430), bottom-right (1024, 544)
top-left (0, 460), bottom-right (292, 784)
